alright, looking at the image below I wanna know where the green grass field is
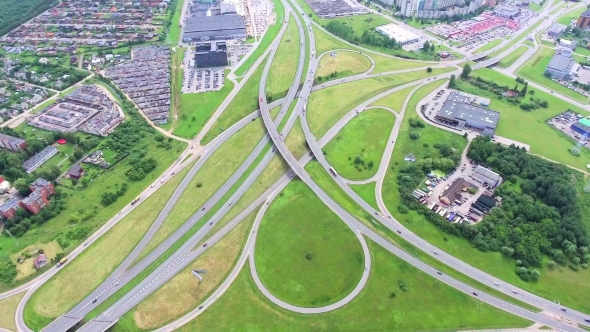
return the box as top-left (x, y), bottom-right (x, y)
top-left (255, 180), bottom-right (364, 307)
top-left (473, 39), bottom-right (503, 54)
top-left (179, 241), bottom-right (530, 331)
top-left (324, 109), bottom-right (395, 181)
top-left (370, 85), bottom-right (416, 112)
top-left (350, 183), bottom-right (378, 210)
top-left (135, 120), bottom-right (266, 263)
top-left (166, 0), bottom-right (185, 45)
top-left (113, 209), bottom-right (257, 331)
top-left (234, 0), bottom-right (284, 77)
top-left (267, 16), bottom-right (300, 100)
top-left (201, 58), bottom-right (266, 145)
top-left (307, 67), bottom-right (454, 138)
top-left (517, 46), bottom-right (588, 102)
top-left (459, 68), bottom-right (590, 170)
top-left (498, 46), bottom-right (528, 68)
top-left (312, 25), bottom-right (429, 73)
top-left (556, 6), bottom-right (585, 25)
top-left (529, 1), bottom-right (542, 12)
top-left (23, 162), bottom-right (194, 330)
top-left (316, 51), bottom-right (371, 82)
top-left (172, 70), bottom-right (234, 139)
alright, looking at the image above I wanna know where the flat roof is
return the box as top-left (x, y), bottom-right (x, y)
top-left (184, 15), bottom-right (246, 33)
top-left (438, 92), bottom-right (500, 129)
top-left (579, 117), bottom-right (590, 128)
top-left (547, 53), bottom-right (574, 72)
top-left (548, 23), bottom-right (566, 33)
top-left (375, 23), bottom-right (419, 43)
top-left (473, 165), bottom-right (501, 184)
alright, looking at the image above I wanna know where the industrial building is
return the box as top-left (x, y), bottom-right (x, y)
top-left (377, 0), bottom-right (484, 17)
top-left (493, 5), bottom-right (520, 18)
top-left (547, 23), bottom-right (567, 39)
top-left (182, 15), bottom-right (247, 42)
top-left (435, 92), bottom-right (500, 136)
top-left (304, 0), bottom-right (367, 18)
top-left (22, 146), bottom-right (59, 173)
top-left (559, 39), bottom-right (578, 50)
top-left (545, 48), bottom-right (576, 80)
top-left (195, 51), bottom-right (229, 68)
top-left (571, 117), bottom-right (590, 136)
top-left (472, 165), bottom-right (501, 187)
top-left (375, 23), bottom-right (420, 45)
top-left (0, 134), bottom-right (27, 152)
top-left (576, 11), bottom-right (590, 29)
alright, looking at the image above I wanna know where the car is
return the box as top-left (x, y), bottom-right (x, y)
top-left (229, 201), bottom-right (232, 205)
top-left (171, 172), bottom-right (175, 175)
top-left (585, 319), bottom-right (590, 323)
top-left (203, 243), bottom-right (208, 247)
top-left (493, 282), bottom-right (499, 286)
top-left (437, 271), bottom-right (442, 275)
top-left (151, 184), bottom-right (155, 188)
top-left (472, 292), bottom-right (478, 296)
top-left (92, 298), bottom-right (97, 304)
top-left (210, 222), bottom-right (213, 225)
top-left (202, 207), bottom-right (205, 211)
top-left (396, 230), bottom-right (401, 234)
top-left (512, 290), bottom-right (518, 294)
top-left (199, 305), bottom-right (204, 309)
top-left (433, 251), bottom-right (438, 255)
top-left (161, 179), bottom-right (164, 183)
top-left (364, 267), bottom-right (368, 271)
top-left (561, 308), bottom-right (567, 312)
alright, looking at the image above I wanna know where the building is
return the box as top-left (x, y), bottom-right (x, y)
top-left (0, 197), bottom-right (21, 219)
top-left (545, 48), bottom-right (576, 80)
top-left (472, 165), bottom-right (501, 186)
top-left (67, 164), bottom-right (84, 179)
top-left (571, 117), bottom-right (590, 135)
top-left (22, 146), bottom-right (58, 173)
top-left (195, 51), bottom-right (228, 68)
top-left (576, 11), bottom-right (590, 29)
top-left (559, 39), bottom-right (578, 50)
top-left (547, 23), bottom-right (567, 39)
top-left (34, 253), bottom-right (47, 269)
top-left (182, 15), bottom-right (247, 42)
top-left (0, 133), bottom-right (27, 152)
top-left (21, 190), bottom-right (50, 215)
top-left (493, 5), bottom-right (520, 18)
top-left (375, 23), bottom-right (420, 45)
top-left (29, 177), bottom-right (55, 197)
top-left (435, 92), bottom-right (500, 135)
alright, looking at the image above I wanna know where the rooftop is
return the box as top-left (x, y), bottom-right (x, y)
top-left (546, 53), bottom-right (575, 72)
top-left (580, 10), bottom-right (590, 18)
top-left (548, 23), bottom-right (566, 34)
top-left (473, 165), bottom-right (501, 184)
top-left (438, 92), bottom-right (500, 128)
top-left (375, 23), bottom-right (420, 43)
top-left (184, 15), bottom-right (246, 33)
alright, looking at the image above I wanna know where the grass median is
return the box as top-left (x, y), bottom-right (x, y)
top-left (315, 51), bottom-right (371, 82)
top-left (324, 108), bottom-right (395, 181)
top-left (267, 16), bottom-right (300, 101)
top-left (498, 45), bottom-right (528, 68)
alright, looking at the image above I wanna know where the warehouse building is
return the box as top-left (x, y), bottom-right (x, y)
top-left (545, 48), bottom-right (576, 80)
top-left (547, 23), bottom-right (566, 39)
top-left (195, 51), bottom-right (228, 68)
top-left (493, 5), bottom-right (520, 19)
top-left (571, 117), bottom-right (590, 135)
top-left (375, 23), bottom-right (420, 45)
top-left (435, 92), bottom-right (500, 136)
top-left (182, 15), bottom-right (247, 42)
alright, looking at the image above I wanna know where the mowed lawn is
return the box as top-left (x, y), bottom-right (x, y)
top-left (488, 21), bottom-right (542, 57)
top-left (135, 120), bottom-right (266, 263)
top-left (370, 84), bottom-right (416, 113)
top-left (382, 78), bottom-right (590, 315)
top-left (324, 109), bottom-right (395, 181)
top-left (316, 51), bottom-right (371, 82)
top-left (307, 67), bottom-right (454, 138)
top-left (350, 183), bottom-right (378, 210)
top-left (114, 209), bottom-right (257, 331)
top-left (473, 38), bottom-right (503, 54)
top-left (461, 68), bottom-right (590, 170)
top-left (312, 25), bottom-right (429, 73)
top-left (255, 181), bottom-right (364, 307)
top-left (556, 6), bottom-right (585, 25)
top-left (24, 163), bottom-right (194, 330)
top-left (0, 292), bottom-right (24, 331)
top-left (234, 0), bottom-right (284, 77)
top-left (517, 46), bottom-right (588, 102)
top-left (180, 242), bottom-right (530, 331)
top-left (267, 16), bottom-right (300, 100)
top-left (172, 69), bottom-right (234, 139)
top-left (201, 57), bottom-right (266, 145)
top-left (498, 45), bottom-right (528, 68)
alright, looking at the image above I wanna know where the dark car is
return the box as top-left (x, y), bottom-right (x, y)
top-left (561, 308), bottom-right (567, 312)
top-left (199, 305), bottom-right (204, 309)
top-left (396, 230), bottom-right (401, 234)
top-left (472, 292), bottom-right (478, 296)
top-left (437, 271), bottom-right (442, 275)
top-left (203, 243), bottom-right (207, 247)
top-left (585, 319), bottom-right (590, 323)
top-left (92, 299), bottom-right (97, 303)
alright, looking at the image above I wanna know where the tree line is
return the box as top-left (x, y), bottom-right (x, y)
top-left (0, 0), bottom-right (59, 37)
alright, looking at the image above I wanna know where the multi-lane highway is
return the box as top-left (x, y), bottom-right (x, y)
top-left (9, 0), bottom-right (590, 330)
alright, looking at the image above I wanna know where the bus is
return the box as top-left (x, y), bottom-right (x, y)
top-left (329, 167), bottom-right (338, 177)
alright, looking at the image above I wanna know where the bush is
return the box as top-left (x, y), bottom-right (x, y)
top-left (427, 67), bottom-right (432, 73)
top-left (409, 132), bottom-right (420, 140)
top-left (398, 205), bottom-right (409, 214)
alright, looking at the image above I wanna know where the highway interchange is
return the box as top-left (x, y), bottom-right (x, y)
top-left (4, 0), bottom-right (590, 330)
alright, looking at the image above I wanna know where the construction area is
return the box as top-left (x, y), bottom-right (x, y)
top-left (26, 85), bottom-right (123, 136)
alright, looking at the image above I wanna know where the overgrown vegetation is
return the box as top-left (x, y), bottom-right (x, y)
top-left (0, 0), bottom-right (59, 37)
top-left (396, 136), bottom-right (589, 281)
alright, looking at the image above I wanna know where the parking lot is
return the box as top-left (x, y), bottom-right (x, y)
top-left (547, 110), bottom-right (590, 146)
top-left (182, 68), bottom-right (225, 93)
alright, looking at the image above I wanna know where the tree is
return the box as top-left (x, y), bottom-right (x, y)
top-left (423, 41), bottom-right (430, 51)
top-left (461, 64), bottom-right (472, 79)
top-left (409, 132), bottom-right (420, 140)
top-left (520, 83), bottom-right (528, 96)
top-left (501, 246), bottom-right (514, 257)
top-left (547, 260), bottom-right (556, 268)
top-left (449, 74), bottom-right (456, 88)
top-left (13, 178), bottom-right (30, 195)
top-left (426, 67), bottom-right (432, 73)
top-left (430, 44), bottom-right (435, 52)
top-left (530, 269), bottom-right (541, 280)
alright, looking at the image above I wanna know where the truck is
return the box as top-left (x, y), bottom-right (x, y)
top-left (57, 257), bottom-right (68, 267)
top-left (131, 197), bottom-right (140, 205)
top-left (329, 167), bottom-right (338, 177)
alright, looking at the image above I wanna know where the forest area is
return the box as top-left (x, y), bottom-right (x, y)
top-left (397, 137), bottom-right (590, 281)
top-left (0, 0), bottom-right (59, 37)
